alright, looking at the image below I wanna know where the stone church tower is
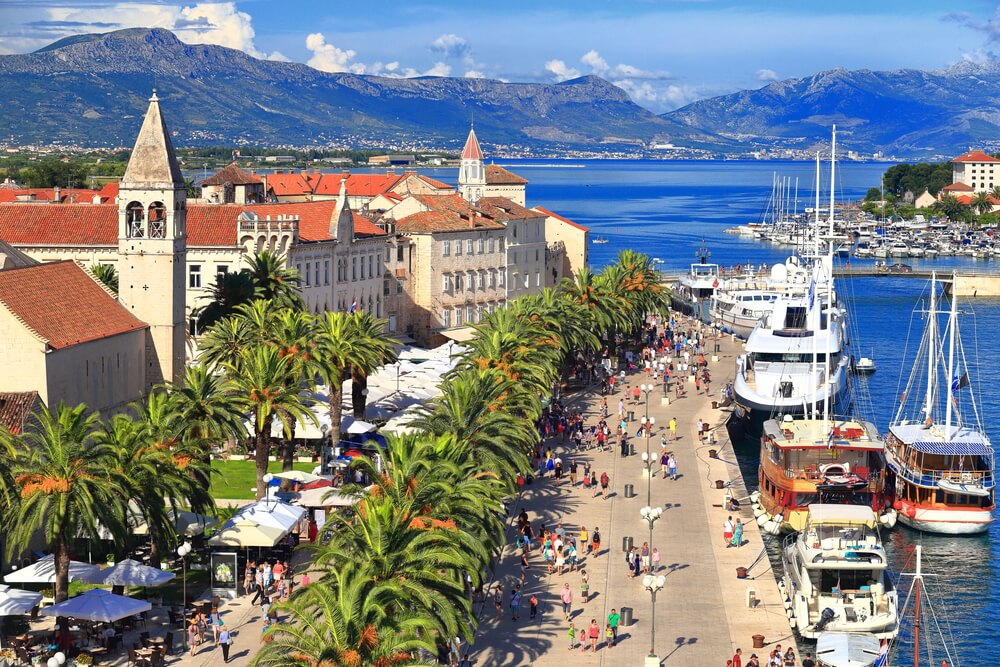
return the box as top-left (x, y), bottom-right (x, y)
top-left (457, 127), bottom-right (485, 203)
top-left (117, 92), bottom-right (187, 388)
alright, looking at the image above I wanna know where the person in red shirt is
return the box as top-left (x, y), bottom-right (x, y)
top-left (733, 647), bottom-right (743, 667)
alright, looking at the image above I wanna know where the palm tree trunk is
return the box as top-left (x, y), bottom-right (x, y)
top-left (54, 533), bottom-right (70, 603)
top-left (328, 384), bottom-right (344, 461)
top-left (351, 368), bottom-right (368, 419)
top-left (255, 414), bottom-right (273, 501)
top-left (281, 421), bottom-right (297, 473)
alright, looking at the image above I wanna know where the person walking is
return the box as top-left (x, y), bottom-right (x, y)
top-left (580, 570), bottom-right (590, 603)
top-left (599, 472), bottom-right (610, 499)
top-left (669, 417), bottom-right (678, 441)
top-left (696, 418), bottom-right (704, 442)
top-left (560, 583), bottom-right (573, 619)
top-left (731, 518), bottom-right (745, 548)
top-left (660, 450), bottom-right (670, 479)
top-left (724, 516), bottom-right (735, 547)
top-left (591, 528), bottom-right (602, 557)
top-left (668, 453), bottom-right (678, 480)
top-left (607, 608), bottom-right (621, 646)
top-left (510, 586), bottom-right (521, 622)
top-left (651, 547), bottom-right (661, 572)
top-left (585, 619), bottom-right (600, 652)
top-left (218, 624), bottom-right (232, 663)
top-left (569, 459), bottom-right (578, 485)
top-left (567, 622), bottom-right (577, 650)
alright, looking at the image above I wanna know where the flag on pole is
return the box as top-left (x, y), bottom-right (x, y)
top-left (951, 373), bottom-right (970, 392)
top-left (807, 278), bottom-right (816, 312)
top-left (349, 298), bottom-right (357, 314)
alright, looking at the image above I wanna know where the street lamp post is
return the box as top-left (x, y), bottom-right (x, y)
top-left (177, 540), bottom-right (192, 650)
top-left (643, 573), bottom-right (667, 666)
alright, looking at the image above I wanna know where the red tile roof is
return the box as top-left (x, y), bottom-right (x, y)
top-left (200, 162), bottom-right (262, 186)
top-left (485, 164), bottom-right (528, 185)
top-left (0, 188), bottom-right (112, 204)
top-left (461, 128), bottom-right (484, 161)
top-left (263, 173), bottom-right (314, 196)
top-left (396, 194), bottom-right (504, 233)
top-left (0, 391), bottom-right (39, 435)
top-left (532, 206), bottom-right (590, 232)
top-left (942, 182), bottom-right (975, 192)
top-left (476, 197), bottom-right (547, 221)
top-left (952, 150), bottom-right (999, 163)
top-left (0, 261), bottom-right (147, 350)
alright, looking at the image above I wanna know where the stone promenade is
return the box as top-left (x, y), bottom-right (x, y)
top-left (465, 322), bottom-right (792, 666)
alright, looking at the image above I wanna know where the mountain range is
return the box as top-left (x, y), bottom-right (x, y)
top-left (0, 28), bottom-right (716, 153)
top-left (1, 27), bottom-right (1000, 158)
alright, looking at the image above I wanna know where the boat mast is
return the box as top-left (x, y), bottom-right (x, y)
top-left (944, 273), bottom-right (958, 440)
top-left (925, 274), bottom-right (936, 424)
top-left (812, 152), bottom-right (821, 419)
top-left (913, 544), bottom-right (922, 667)
top-left (824, 126), bottom-right (836, 429)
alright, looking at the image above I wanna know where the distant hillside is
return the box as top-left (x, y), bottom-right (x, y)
top-left (0, 28), bottom-right (722, 152)
top-left (661, 63), bottom-right (1000, 158)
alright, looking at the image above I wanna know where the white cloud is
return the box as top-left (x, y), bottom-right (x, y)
top-left (305, 32), bottom-right (362, 74)
top-left (464, 69), bottom-right (486, 79)
top-left (580, 49), bottom-right (608, 72)
top-left (430, 33), bottom-right (470, 60)
top-left (756, 68), bottom-right (779, 81)
top-left (578, 49), bottom-right (671, 80)
top-left (545, 59), bottom-right (581, 82)
top-left (424, 61), bottom-right (452, 77)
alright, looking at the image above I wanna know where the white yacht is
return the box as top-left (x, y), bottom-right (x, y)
top-left (779, 504), bottom-right (899, 640)
top-left (732, 259), bottom-right (851, 425)
top-left (712, 286), bottom-right (779, 339)
top-left (669, 243), bottom-right (720, 324)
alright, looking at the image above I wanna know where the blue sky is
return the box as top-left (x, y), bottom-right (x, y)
top-left (1, 0), bottom-right (999, 111)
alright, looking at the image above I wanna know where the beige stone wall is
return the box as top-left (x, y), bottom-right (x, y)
top-left (505, 216), bottom-right (547, 300)
top-left (485, 183), bottom-right (526, 206)
top-left (290, 237), bottom-right (386, 319)
top-left (0, 310), bottom-right (49, 402)
top-left (541, 213), bottom-right (589, 278)
top-left (45, 330), bottom-right (147, 414)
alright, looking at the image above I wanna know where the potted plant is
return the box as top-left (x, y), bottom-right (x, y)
top-left (74, 654), bottom-right (94, 666)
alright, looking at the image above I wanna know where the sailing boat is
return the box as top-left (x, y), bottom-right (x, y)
top-left (884, 273), bottom-right (995, 534)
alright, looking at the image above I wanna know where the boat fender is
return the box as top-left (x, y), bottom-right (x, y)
top-left (904, 505), bottom-right (917, 518)
top-left (753, 506), bottom-right (766, 518)
top-left (756, 513), bottom-right (769, 527)
top-left (763, 519), bottom-right (778, 534)
top-left (892, 499), bottom-right (902, 511)
top-left (749, 490), bottom-right (761, 502)
top-left (885, 510), bottom-right (898, 528)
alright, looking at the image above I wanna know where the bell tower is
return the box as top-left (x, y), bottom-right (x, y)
top-left (457, 126), bottom-right (486, 204)
top-left (117, 91), bottom-right (187, 388)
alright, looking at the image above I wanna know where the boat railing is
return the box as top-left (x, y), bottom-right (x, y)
top-left (889, 461), bottom-right (995, 490)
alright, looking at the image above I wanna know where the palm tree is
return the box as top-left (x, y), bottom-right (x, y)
top-left (89, 264), bottom-right (118, 294)
top-left (5, 403), bottom-right (123, 602)
top-left (314, 312), bottom-right (395, 457)
top-left (972, 191), bottom-right (994, 217)
top-left (559, 267), bottom-right (618, 344)
top-left (166, 364), bottom-right (248, 453)
top-left (193, 270), bottom-right (255, 331)
top-left (251, 562), bottom-right (436, 667)
top-left (347, 312), bottom-right (397, 419)
top-left (224, 346), bottom-right (317, 499)
top-left (245, 250), bottom-right (304, 310)
top-left (271, 309), bottom-right (319, 471)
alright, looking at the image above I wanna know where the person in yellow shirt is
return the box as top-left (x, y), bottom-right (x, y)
top-left (669, 417), bottom-right (678, 441)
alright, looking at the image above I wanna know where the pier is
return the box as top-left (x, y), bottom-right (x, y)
top-left (468, 325), bottom-right (790, 665)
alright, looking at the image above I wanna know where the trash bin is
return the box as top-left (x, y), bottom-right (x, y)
top-left (624, 483), bottom-right (635, 498)
top-left (620, 606), bottom-right (634, 626)
top-left (622, 536), bottom-right (633, 553)
top-left (627, 410), bottom-right (635, 422)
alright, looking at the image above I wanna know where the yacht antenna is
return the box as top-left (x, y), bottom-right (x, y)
top-left (944, 273), bottom-right (957, 439)
top-left (696, 241), bottom-right (711, 265)
top-left (926, 274), bottom-right (936, 424)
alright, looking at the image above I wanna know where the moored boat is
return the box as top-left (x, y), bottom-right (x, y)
top-left (752, 415), bottom-right (894, 535)
top-left (815, 632), bottom-right (883, 667)
top-left (669, 242), bottom-right (720, 323)
top-left (779, 504), bottom-right (899, 640)
top-left (884, 273), bottom-right (995, 535)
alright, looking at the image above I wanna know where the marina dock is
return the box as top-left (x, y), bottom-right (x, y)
top-left (468, 325), bottom-right (790, 665)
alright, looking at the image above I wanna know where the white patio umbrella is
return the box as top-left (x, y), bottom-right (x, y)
top-left (207, 520), bottom-right (285, 548)
top-left (83, 559), bottom-right (175, 587)
top-left (132, 509), bottom-right (218, 537)
top-left (4, 555), bottom-right (99, 584)
top-left (295, 487), bottom-right (360, 508)
top-left (341, 416), bottom-right (376, 434)
top-left (40, 588), bottom-right (151, 623)
top-left (271, 470), bottom-right (321, 484)
top-left (0, 585), bottom-right (42, 616)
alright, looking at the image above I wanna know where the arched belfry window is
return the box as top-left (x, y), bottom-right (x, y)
top-left (148, 202), bottom-right (166, 238)
top-left (126, 202), bottom-right (145, 237)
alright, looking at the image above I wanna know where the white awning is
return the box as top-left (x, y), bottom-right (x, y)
top-left (440, 326), bottom-right (478, 342)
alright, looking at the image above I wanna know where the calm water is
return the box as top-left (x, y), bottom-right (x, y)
top-left (416, 159), bottom-right (995, 663)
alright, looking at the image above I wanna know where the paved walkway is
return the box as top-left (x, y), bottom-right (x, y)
top-left (466, 321), bottom-right (790, 666)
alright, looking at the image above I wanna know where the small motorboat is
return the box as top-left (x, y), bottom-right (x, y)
top-left (854, 357), bottom-right (875, 374)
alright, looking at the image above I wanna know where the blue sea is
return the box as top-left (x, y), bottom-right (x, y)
top-left (412, 159), bottom-right (994, 663)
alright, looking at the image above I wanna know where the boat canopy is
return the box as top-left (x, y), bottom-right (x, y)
top-left (908, 440), bottom-right (992, 457)
top-left (806, 504), bottom-right (878, 527)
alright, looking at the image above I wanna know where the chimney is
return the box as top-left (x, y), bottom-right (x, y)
top-left (92, 194), bottom-right (102, 205)
top-left (53, 186), bottom-right (61, 203)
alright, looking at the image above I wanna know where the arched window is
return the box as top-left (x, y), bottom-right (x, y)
top-left (148, 201), bottom-right (166, 238)
top-left (126, 202), bottom-right (144, 238)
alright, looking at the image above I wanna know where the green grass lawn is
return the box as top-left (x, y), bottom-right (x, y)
top-left (210, 459), bottom-right (316, 500)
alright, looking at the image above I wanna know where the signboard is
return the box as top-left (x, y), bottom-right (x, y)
top-left (211, 551), bottom-right (239, 599)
